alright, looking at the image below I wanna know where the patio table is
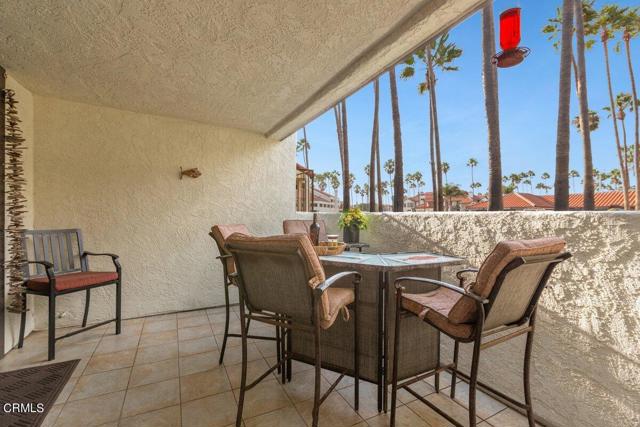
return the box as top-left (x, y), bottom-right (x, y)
top-left (289, 251), bottom-right (465, 412)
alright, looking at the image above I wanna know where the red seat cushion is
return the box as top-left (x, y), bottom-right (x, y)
top-left (26, 271), bottom-right (119, 292)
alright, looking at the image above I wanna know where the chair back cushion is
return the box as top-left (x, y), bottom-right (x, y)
top-left (210, 224), bottom-right (250, 274)
top-left (225, 233), bottom-right (331, 325)
top-left (283, 219), bottom-right (328, 242)
top-left (449, 237), bottom-right (566, 325)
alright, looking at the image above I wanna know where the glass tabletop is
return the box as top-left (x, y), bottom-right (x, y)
top-left (319, 251), bottom-right (464, 269)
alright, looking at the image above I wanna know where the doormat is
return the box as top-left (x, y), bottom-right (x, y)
top-left (0, 359), bottom-right (79, 427)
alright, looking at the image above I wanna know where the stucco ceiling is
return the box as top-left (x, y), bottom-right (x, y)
top-left (0, 0), bottom-right (484, 140)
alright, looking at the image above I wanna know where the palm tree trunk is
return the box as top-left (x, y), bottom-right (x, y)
top-left (370, 79), bottom-right (379, 212)
top-left (375, 124), bottom-right (383, 211)
top-left (302, 126), bottom-right (309, 168)
top-left (554, 0), bottom-right (574, 210)
top-left (389, 67), bottom-right (404, 212)
top-left (427, 77), bottom-right (438, 211)
top-left (334, 105), bottom-right (344, 172)
top-left (623, 33), bottom-right (639, 209)
top-left (603, 31), bottom-right (630, 209)
top-left (621, 116), bottom-right (630, 186)
top-left (482, 2), bottom-right (503, 211)
top-left (426, 49), bottom-right (444, 211)
top-left (574, 0), bottom-right (595, 210)
top-left (341, 99), bottom-right (351, 210)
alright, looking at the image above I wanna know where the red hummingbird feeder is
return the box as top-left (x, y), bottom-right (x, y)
top-left (492, 7), bottom-right (530, 68)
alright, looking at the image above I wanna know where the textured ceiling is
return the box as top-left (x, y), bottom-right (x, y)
top-left (0, 0), bottom-right (484, 139)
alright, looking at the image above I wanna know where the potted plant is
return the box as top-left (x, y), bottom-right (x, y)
top-left (338, 208), bottom-right (369, 243)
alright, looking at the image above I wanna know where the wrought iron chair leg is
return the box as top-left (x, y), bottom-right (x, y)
top-left (219, 282), bottom-right (231, 365)
top-left (450, 340), bottom-right (460, 399)
top-left (82, 289), bottom-right (91, 328)
top-left (468, 335), bottom-right (482, 427)
top-left (286, 318), bottom-right (292, 383)
top-left (235, 296), bottom-right (248, 427)
top-left (115, 279), bottom-right (122, 334)
top-left (48, 294), bottom-right (56, 361)
top-left (312, 321), bottom-right (322, 427)
top-left (353, 286), bottom-right (360, 411)
top-left (390, 287), bottom-right (403, 427)
top-left (18, 293), bottom-right (27, 348)
top-left (523, 315), bottom-right (537, 427)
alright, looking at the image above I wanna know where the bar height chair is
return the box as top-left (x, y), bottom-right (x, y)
top-left (225, 233), bottom-right (360, 427)
top-left (209, 225), bottom-right (282, 367)
top-left (390, 238), bottom-right (571, 427)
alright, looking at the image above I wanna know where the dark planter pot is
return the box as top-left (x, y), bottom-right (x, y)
top-left (343, 225), bottom-right (360, 243)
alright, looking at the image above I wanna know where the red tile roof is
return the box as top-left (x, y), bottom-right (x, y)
top-left (468, 191), bottom-right (637, 210)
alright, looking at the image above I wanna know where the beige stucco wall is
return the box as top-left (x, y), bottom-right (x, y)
top-left (303, 211), bottom-right (639, 427)
top-left (3, 75), bottom-right (35, 353)
top-left (32, 96), bottom-right (296, 328)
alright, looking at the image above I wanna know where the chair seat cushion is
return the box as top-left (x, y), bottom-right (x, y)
top-left (401, 287), bottom-right (474, 340)
top-left (26, 271), bottom-right (119, 292)
top-left (319, 287), bottom-right (355, 330)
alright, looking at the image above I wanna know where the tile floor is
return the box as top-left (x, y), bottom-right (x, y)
top-left (0, 307), bottom-right (539, 427)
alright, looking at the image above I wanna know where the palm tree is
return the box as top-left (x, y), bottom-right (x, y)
top-left (348, 173), bottom-right (356, 204)
top-left (574, 0), bottom-right (596, 210)
top-left (482, 1), bottom-right (503, 211)
top-left (370, 78), bottom-right (383, 212)
top-left (536, 182), bottom-right (552, 194)
top-left (442, 183), bottom-right (466, 211)
top-left (401, 33), bottom-right (462, 211)
top-left (572, 110), bottom-right (600, 132)
top-left (328, 170), bottom-right (341, 202)
top-left (598, 4), bottom-right (630, 209)
top-left (540, 172), bottom-right (552, 194)
top-left (389, 68), bottom-right (404, 212)
top-left (609, 168), bottom-right (622, 190)
top-left (471, 182), bottom-right (483, 195)
top-left (554, 0), bottom-right (575, 211)
top-left (414, 172), bottom-right (425, 198)
top-left (354, 184), bottom-right (362, 205)
top-left (442, 162), bottom-right (450, 185)
top-left (384, 159), bottom-right (395, 202)
top-left (604, 92), bottom-right (635, 199)
top-left (466, 158), bottom-right (479, 195)
top-left (545, 0), bottom-right (598, 210)
top-left (297, 126), bottom-right (311, 168)
top-left (315, 172), bottom-right (328, 192)
top-left (405, 173), bottom-right (417, 196)
top-left (570, 169), bottom-right (581, 193)
top-left (618, 8), bottom-right (639, 209)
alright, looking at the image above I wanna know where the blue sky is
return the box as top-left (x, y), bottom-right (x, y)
top-left (298, 0), bottom-right (640, 195)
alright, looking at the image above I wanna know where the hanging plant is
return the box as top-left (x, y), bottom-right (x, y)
top-left (4, 89), bottom-right (28, 313)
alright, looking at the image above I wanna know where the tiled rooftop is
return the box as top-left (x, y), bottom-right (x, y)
top-left (0, 307), bottom-right (539, 427)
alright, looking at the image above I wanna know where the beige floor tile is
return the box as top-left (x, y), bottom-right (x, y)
top-left (181, 391), bottom-right (238, 427)
top-left (121, 378), bottom-right (180, 418)
top-left (94, 335), bottom-right (140, 355)
top-left (42, 403), bottom-right (63, 427)
top-left (233, 378), bottom-right (291, 420)
top-left (177, 309), bottom-right (208, 319)
top-left (84, 349), bottom-right (136, 374)
top-left (178, 324), bottom-right (214, 342)
top-left (295, 392), bottom-right (363, 427)
top-left (366, 405), bottom-right (430, 427)
top-left (212, 319), bottom-right (241, 335)
top-left (54, 341), bottom-right (99, 359)
top-left (178, 315), bottom-right (210, 329)
top-left (180, 351), bottom-right (220, 376)
top-left (225, 358), bottom-right (270, 389)
top-left (129, 358), bottom-right (179, 387)
top-left (142, 318), bottom-right (177, 334)
top-left (146, 313), bottom-right (177, 322)
top-left (395, 379), bottom-right (436, 405)
top-left (68, 358), bottom-right (90, 378)
top-left (407, 392), bottom-right (481, 427)
top-left (118, 321), bottom-right (144, 336)
top-left (282, 368), bottom-right (331, 403)
top-left (179, 336), bottom-right (218, 357)
top-left (337, 380), bottom-right (400, 420)
top-left (450, 381), bottom-right (507, 420)
top-left (221, 343), bottom-right (262, 366)
top-left (68, 367), bottom-right (131, 401)
top-left (253, 339), bottom-right (280, 358)
top-left (322, 368), bottom-right (355, 390)
top-left (138, 330), bottom-right (178, 348)
top-left (135, 341), bottom-right (179, 365)
top-left (215, 333), bottom-right (242, 348)
top-left (484, 408), bottom-right (541, 427)
top-left (55, 325), bottom-right (106, 345)
top-left (244, 405), bottom-right (306, 427)
top-left (55, 376), bottom-right (79, 405)
top-left (54, 390), bottom-right (125, 427)
top-left (425, 371), bottom-right (455, 390)
top-left (181, 366), bottom-right (231, 402)
top-left (119, 404), bottom-right (182, 427)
